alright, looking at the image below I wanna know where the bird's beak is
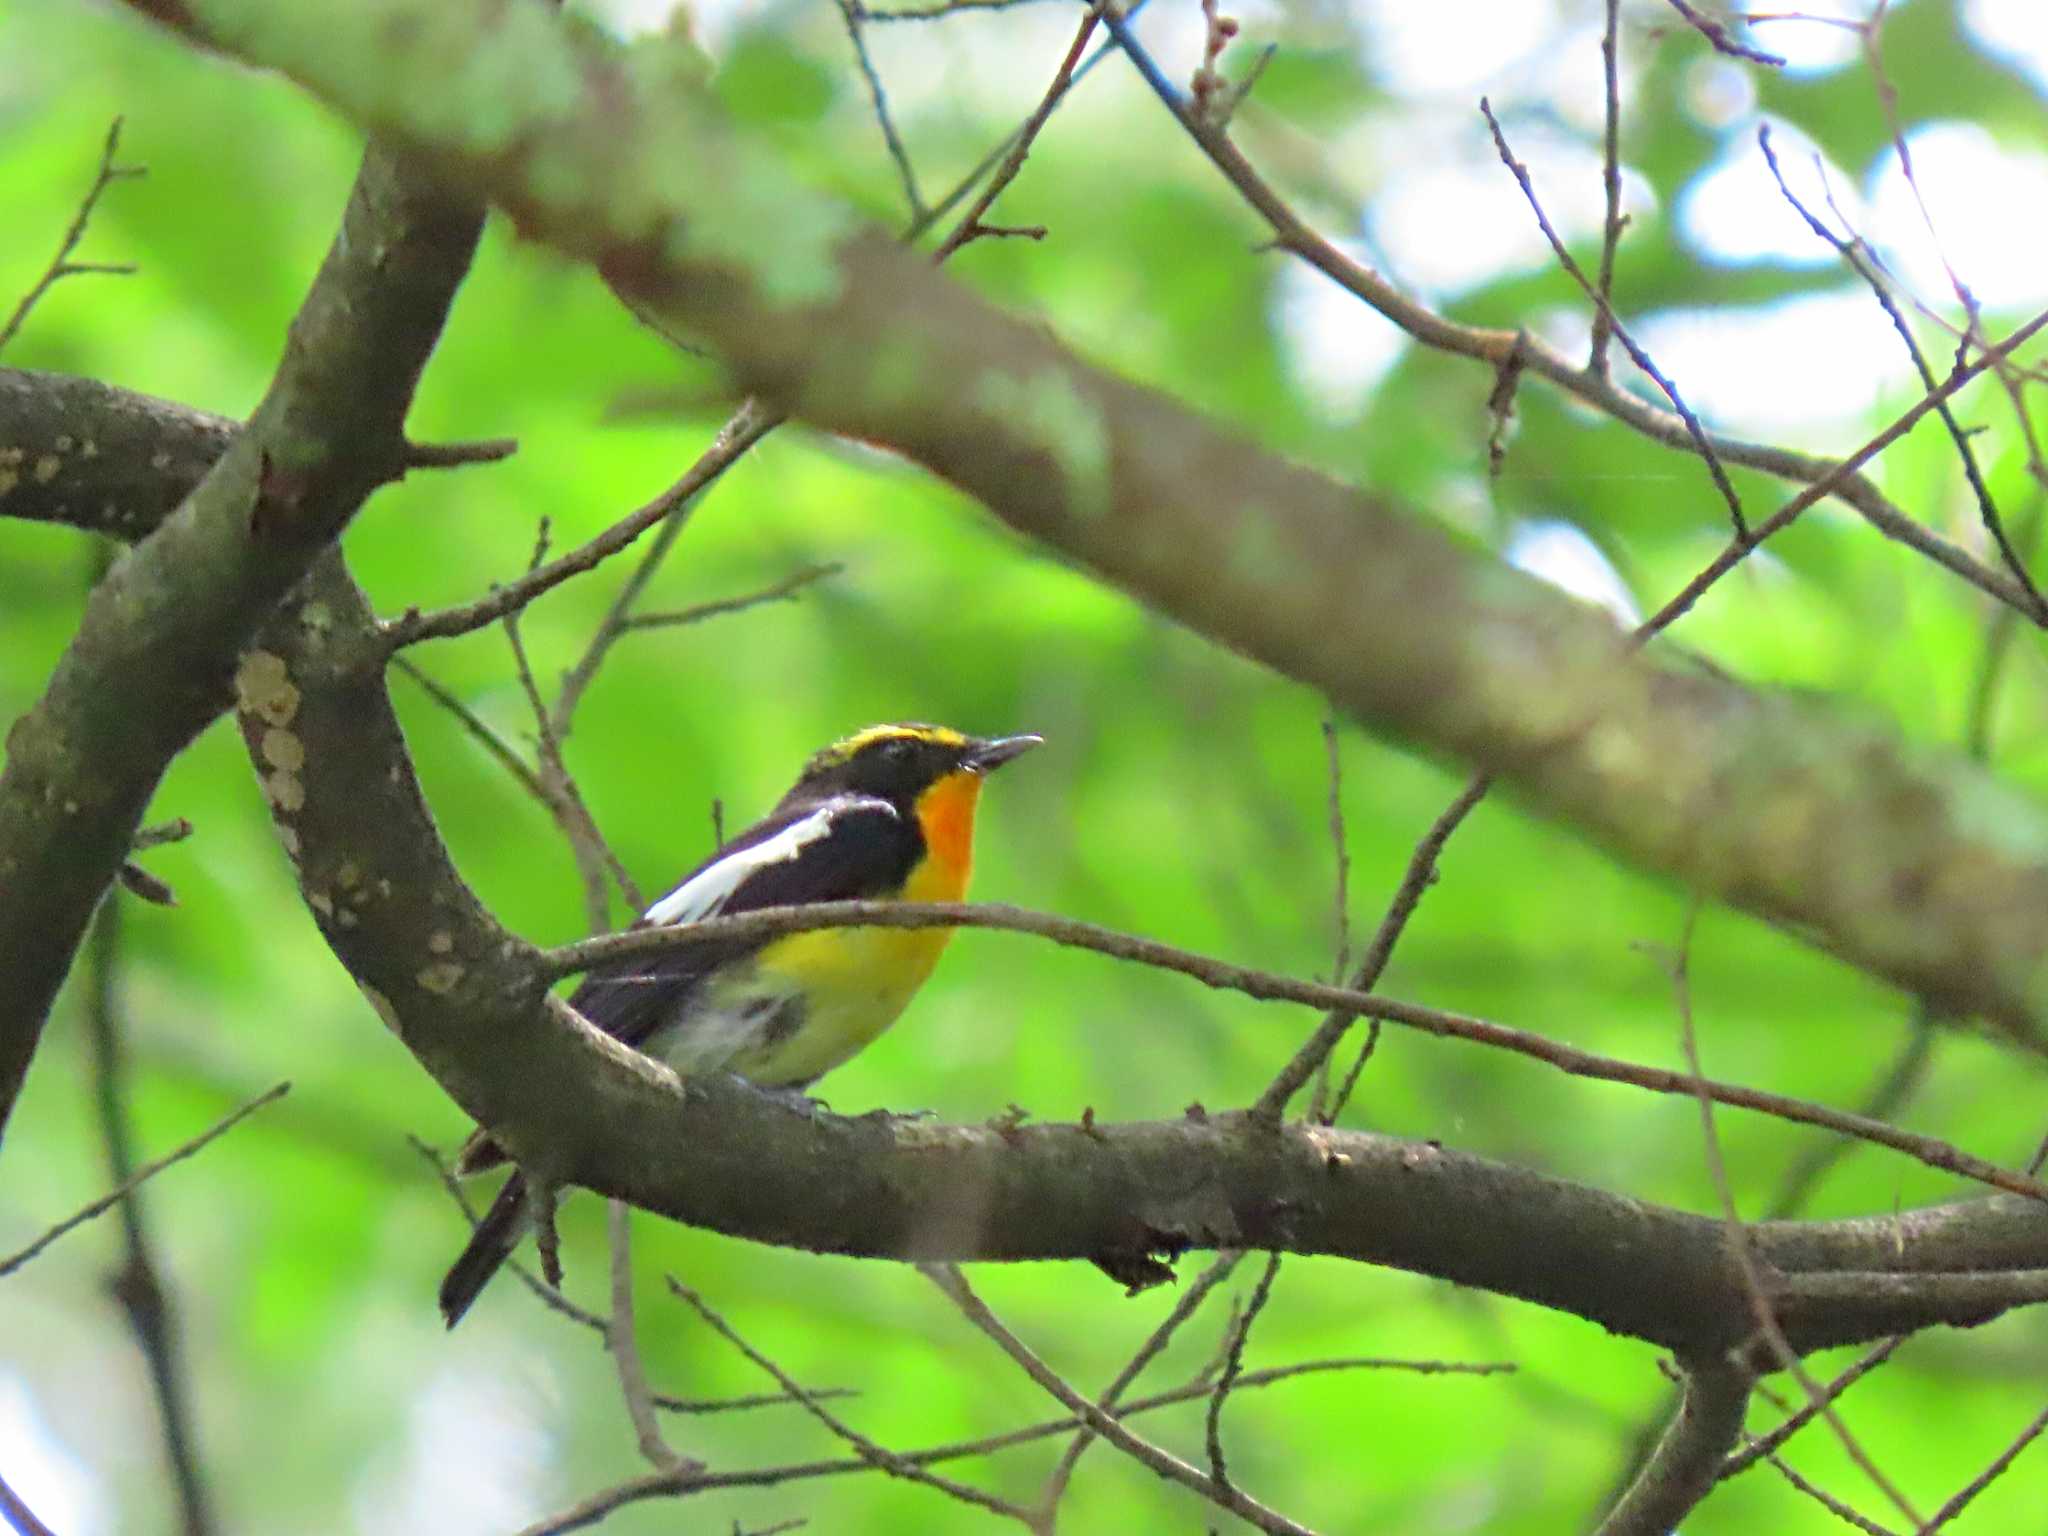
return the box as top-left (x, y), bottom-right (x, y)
top-left (963, 734), bottom-right (1042, 773)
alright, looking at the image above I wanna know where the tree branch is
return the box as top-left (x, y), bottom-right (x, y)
top-left (1594, 1356), bottom-right (1753, 1536)
top-left (0, 147), bottom-right (484, 1137)
top-left (114, 0), bottom-right (2048, 1044)
top-left (82, 901), bottom-right (217, 1536)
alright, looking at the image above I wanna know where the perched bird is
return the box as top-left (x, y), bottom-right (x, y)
top-left (437, 722), bottom-right (1041, 1327)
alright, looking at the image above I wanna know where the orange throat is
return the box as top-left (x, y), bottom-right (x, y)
top-left (907, 770), bottom-right (983, 901)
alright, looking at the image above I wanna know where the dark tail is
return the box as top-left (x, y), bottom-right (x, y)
top-left (438, 1172), bottom-right (529, 1328)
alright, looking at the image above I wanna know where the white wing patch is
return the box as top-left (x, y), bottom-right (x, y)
top-left (641, 804), bottom-right (843, 927)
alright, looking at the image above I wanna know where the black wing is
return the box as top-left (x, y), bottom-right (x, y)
top-left (568, 794), bottom-right (919, 1050)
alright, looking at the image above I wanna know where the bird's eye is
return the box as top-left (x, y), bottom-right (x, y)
top-left (882, 739), bottom-right (913, 762)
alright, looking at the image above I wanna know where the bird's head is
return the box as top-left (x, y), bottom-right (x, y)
top-left (784, 723), bottom-right (1041, 817)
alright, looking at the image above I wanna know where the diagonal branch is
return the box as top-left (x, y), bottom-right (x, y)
top-left (0, 145), bottom-right (485, 1138)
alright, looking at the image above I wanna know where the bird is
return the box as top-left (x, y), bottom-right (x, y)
top-left (437, 722), bottom-right (1041, 1327)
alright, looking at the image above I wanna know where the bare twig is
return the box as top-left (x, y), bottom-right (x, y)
top-left (1096, 9), bottom-right (2048, 624)
top-left (1320, 719), bottom-right (1350, 987)
top-left (1758, 127), bottom-right (2047, 618)
top-left (132, 818), bottom-right (194, 852)
top-left (1038, 1249), bottom-right (1242, 1521)
top-left (400, 435), bottom-right (519, 470)
top-left (1480, 98), bottom-right (1748, 540)
top-left (1916, 1401), bottom-right (2048, 1533)
top-left (1202, 1250), bottom-right (1281, 1490)
top-left (0, 118), bottom-right (144, 357)
top-left (1764, 1016), bottom-right (1934, 1221)
top-left (668, 1275), bottom-right (1031, 1523)
top-left (860, 0), bottom-right (1059, 17)
top-left (385, 402), bottom-right (777, 648)
top-left (1266, 772), bottom-right (1490, 1125)
top-left (534, 1178), bottom-right (564, 1289)
top-left (838, 0), bottom-right (927, 220)
top-left (656, 1386), bottom-right (860, 1415)
top-left (1305, 717), bottom-right (1351, 1121)
top-left (504, 579), bottom-right (641, 925)
top-left (922, 1263), bottom-right (1318, 1536)
top-left (1662, 0), bottom-right (1787, 64)
top-left (390, 657), bottom-right (548, 802)
top-left (79, 901), bottom-right (217, 1536)
top-left (119, 816), bottom-right (195, 907)
top-left (621, 563), bottom-right (843, 631)
top-left (607, 1203), bottom-right (688, 1470)
top-left (1720, 1336), bottom-right (1907, 1479)
top-left (515, 1351), bottom-right (1495, 1535)
top-left (0, 1082), bottom-right (288, 1279)
top-left (550, 896), bottom-right (2048, 1205)
top-left (1663, 913), bottom-right (1922, 1528)
top-left (1759, 1454), bottom-right (1902, 1536)
top-left (1590, 0), bottom-right (1627, 374)
top-left (0, 1472), bottom-right (58, 1536)
top-left (931, 5), bottom-right (1101, 262)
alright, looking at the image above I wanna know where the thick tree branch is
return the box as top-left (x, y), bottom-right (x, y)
top-left (0, 367), bottom-right (510, 540)
top-left (118, 0), bottom-right (2048, 1043)
top-left (0, 390), bottom-right (1983, 1362)
top-left (0, 150), bottom-right (483, 1138)
top-left (1595, 1357), bottom-right (1753, 1536)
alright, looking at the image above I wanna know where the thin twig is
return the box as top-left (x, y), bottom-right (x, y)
top-left (534, 1177), bottom-right (564, 1289)
top-left (515, 1350), bottom-right (1496, 1536)
top-left (1663, 913), bottom-right (1923, 1529)
top-left (838, 0), bottom-right (928, 220)
top-left (1321, 719), bottom-right (1351, 987)
top-left (1096, 10), bottom-right (2048, 625)
top-left (1915, 1400), bottom-right (2048, 1533)
top-left (1266, 772), bottom-right (1490, 1125)
top-left (390, 657), bottom-right (548, 802)
top-left (1763, 1016), bottom-right (1934, 1221)
top-left (549, 896), bottom-right (2048, 1205)
top-left (504, 585), bottom-right (640, 925)
top-left (0, 1472), bottom-right (58, 1536)
top-left (655, 1386), bottom-right (861, 1416)
top-left (0, 118), bottom-right (144, 357)
top-left (401, 435), bottom-right (519, 470)
top-left (385, 402), bottom-right (776, 647)
top-left (931, 5), bottom-right (1102, 262)
top-left (607, 1203), bottom-right (688, 1470)
top-left (621, 563), bottom-right (844, 631)
top-left (1758, 126), bottom-right (2048, 618)
top-left (1590, 0), bottom-right (1626, 375)
top-left (80, 901), bottom-right (216, 1536)
top-left (1720, 1336), bottom-right (1907, 1479)
top-left (1663, 0), bottom-right (1787, 64)
top-left (1305, 717), bottom-right (1351, 1121)
top-left (132, 818), bottom-right (195, 852)
top-left (0, 1083), bottom-right (288, 1279)
top-left (1760, 1454), bottom-right (1902, 1536)
top-left (1037, 1249), bottom-right (1242, 1521)
top-left (1202, 1250), bottom-right (1281, 1490)
top-left (922, 1264), bottom-right (1318, 1536)
top-left (1480, 98), bottom-right (1748, 540)
top-left (860, 0), bottom-right (1059, 17)
top-left (668, 1275), bottom-right (1032, 1523)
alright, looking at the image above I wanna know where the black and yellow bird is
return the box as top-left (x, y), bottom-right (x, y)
top-left (437, 722), bottom-right (1041, 1327)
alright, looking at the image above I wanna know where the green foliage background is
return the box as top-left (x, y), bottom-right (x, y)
top-left (4, 0), bottom-right (2048, 1530)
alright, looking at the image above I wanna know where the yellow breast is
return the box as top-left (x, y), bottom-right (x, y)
top-left (729, 770), bottom-right (985, 1085)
